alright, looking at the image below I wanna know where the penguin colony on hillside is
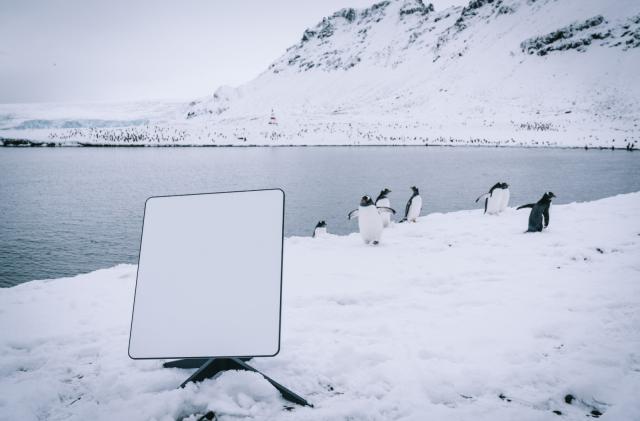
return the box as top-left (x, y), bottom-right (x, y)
top-left (42, 118), bottom-right (638, 149)
top-left (313, 183), bottom-right (556, 245)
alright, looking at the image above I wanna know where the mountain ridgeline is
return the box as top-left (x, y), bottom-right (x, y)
top-left (176, 0), bottom-right (639, 149)
top-left (264, 0), bottom-right (638, 74)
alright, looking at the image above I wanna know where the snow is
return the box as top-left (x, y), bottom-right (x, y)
top-left (1, 193), bottom-right (640, 420)
top-left (1, 0), bottom-right (639, 148)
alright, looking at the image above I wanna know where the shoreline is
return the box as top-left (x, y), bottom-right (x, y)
top-left (0, 138), bottom-right (637, 151)
top-left (5, 191), bottom-right (640, 289)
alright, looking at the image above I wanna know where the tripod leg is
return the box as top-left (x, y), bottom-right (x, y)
top-left (179, 358), bottom-right (239, 387)
top-left (179, 358), bottom-right (312, 407)
top-left (230, 359), bottom-right (313, 407)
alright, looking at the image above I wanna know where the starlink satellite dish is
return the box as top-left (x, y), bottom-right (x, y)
top-left (128, 189), bottom-right (284, 359)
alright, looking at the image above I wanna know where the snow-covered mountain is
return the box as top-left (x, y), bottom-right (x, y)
top-left (2, 0), bottom-right (639, 148)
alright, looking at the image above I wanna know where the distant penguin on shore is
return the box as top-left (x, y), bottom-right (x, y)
top-left (400, 186), bottom-right (422, 223)
top-left (476, 182), bottom-right (509, 214)
top-left (312, 220), bottom-right (327, 238)
top-left (348, 195), bottom-right (395, 245)
top-left (517, 192), bottom-right (556, 232)
top-left (375, 188), bottom-right (392, 227)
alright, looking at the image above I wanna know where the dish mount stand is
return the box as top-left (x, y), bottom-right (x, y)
top-left (163, 358), bottom-right (312, 407)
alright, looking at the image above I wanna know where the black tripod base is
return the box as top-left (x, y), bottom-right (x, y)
top-left (163, 358), bottom-right (251, 369)
top-left (164, 357), bottom-right (312, 407)
top-left (163, 358), bottom-right (210, 369)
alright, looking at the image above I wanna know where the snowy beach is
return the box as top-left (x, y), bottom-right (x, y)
top-left (1, 193), bottom-right (639, 420)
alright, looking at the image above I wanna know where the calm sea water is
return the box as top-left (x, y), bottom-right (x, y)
top-left (1, 146), bottom-right (639, 287)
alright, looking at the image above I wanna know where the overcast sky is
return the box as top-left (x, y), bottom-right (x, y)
top-left (0, 0), bottom-right (466, 104)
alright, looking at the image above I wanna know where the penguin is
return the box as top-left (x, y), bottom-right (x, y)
top-left (516, 192), bottom-right (556, 232)
top-left (375, 188), bottom-right (392, 228)
top-left (312, 220), bottom-right (327, 238)
top-left (401, 186), bottom-right (422, 223)
top-left (348, 195), bottom-right (395, 244)
top-left (475, 182), bottom-right (509, 214)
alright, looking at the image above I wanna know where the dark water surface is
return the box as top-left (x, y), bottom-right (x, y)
top-left (1, 147), bottom-right (639, 286)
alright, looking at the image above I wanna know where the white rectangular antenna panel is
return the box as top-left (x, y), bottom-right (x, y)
top-left (129, 189), bottom-right (284, 359)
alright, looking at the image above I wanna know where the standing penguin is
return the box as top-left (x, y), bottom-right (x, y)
top-left (375, 188), bottom-right (392, 227)
top-left (312, 220), bottom-right (327, 238)
top-left (475, 182), bottom-right (509, 214)
top-left (348, 196), bottom-right (395, 244)
top-left (516, 192), bottom-right (556, 232)
top-left (401, 186), bottom-right (422, 223)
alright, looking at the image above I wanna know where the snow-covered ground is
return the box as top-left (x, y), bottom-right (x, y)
top-left (1, 193), bottom-right (640, 420)
top-left (1, 0), bottom-right (639, 149)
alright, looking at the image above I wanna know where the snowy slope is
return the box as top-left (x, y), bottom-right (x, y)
top-left (1, 193), bottom-right (640, 420)
top-left (1, 0), bottom-right (639, 147)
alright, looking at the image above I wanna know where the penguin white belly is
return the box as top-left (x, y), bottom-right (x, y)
top-left (500, 189), bottom-right (510, 211)
top-left (377, 198), bottom-right (391, 227)
top-left (407, 196), bottom-right (422, 221)
top-left (359, 206), bottom-right (383, 243)
top-left (313, 227), bottom-right (327, 238)
top-left (486, 191), bottom-right (502, 214)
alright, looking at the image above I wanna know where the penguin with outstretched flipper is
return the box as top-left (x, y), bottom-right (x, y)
top-left (517, 192), bottom-right (556, 232)
top-left (476, 182), bottom-right (509, 214)
top-left (348, 196), bottom-right (395, 245)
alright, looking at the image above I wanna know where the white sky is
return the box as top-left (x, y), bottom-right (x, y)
top-left (0, 0), bottom-right (467, 104)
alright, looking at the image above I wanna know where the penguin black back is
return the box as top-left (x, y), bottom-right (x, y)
top-left (517, 192), bottom-right (556, 232)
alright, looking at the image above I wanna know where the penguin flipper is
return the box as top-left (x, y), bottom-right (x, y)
top-left (404, 199), bottom-right (411, 219)
top-left (347, 209), bottom-right (359, 220)
top-left (517, 203), bottom-right (535, 210)
top-left (377, 206), bottom-right (396, 215)
top-left (475, 192), bottom-right (489, 203)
